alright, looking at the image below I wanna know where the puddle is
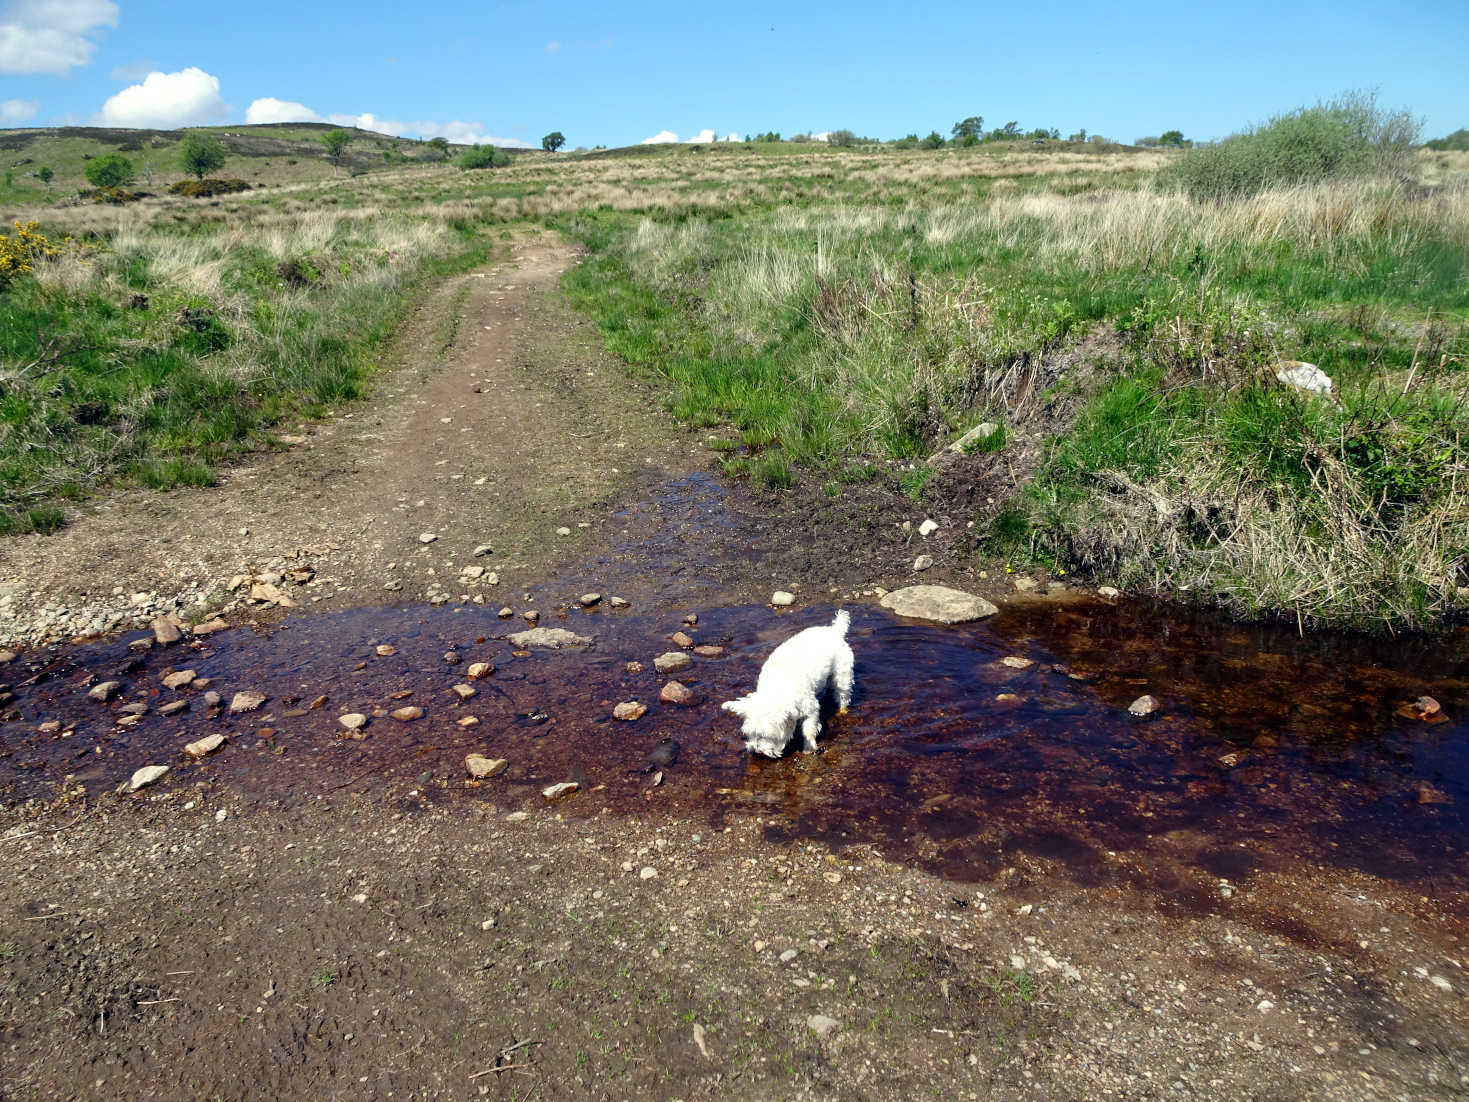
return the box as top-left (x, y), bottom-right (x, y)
top-left (3, 599), bottom-right (1465, 916)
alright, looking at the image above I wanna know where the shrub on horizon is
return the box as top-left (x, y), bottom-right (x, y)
top-left (1159, 90), bottom-right (1421, 200)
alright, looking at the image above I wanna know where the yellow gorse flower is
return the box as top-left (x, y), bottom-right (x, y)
top-left (0, 221), bottom-right (60, 286)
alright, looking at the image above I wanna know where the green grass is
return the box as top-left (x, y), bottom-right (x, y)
top-left (0, 206), bottom-right (497, 524)
top-left (5, 123), bottom-right (1466, 629)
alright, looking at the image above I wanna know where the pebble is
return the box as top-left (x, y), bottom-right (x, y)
top-left (1000, 656), bottom-right (1035, 670)
top-left (452, 683), bottom-right (476, 700)
top-left (614, 701), bottom-right (647, 721)
top-left (473, 544), bottom-right (493, 557)
top-left (391, 706), bottom-right (424, 721)
top-left (215, 809), bottom-right (227, 822)
top-left (779, 949), bottom-right (799, 963)
top-left (1128, 694), bottom-right (1161, 717)
top-left (670, 631), bottom-right (694, 648)
top-left (807, 1014), bottom-right (842, 1038)
top-left (457, 716), bottom-right (479, 727)
top-left (460, 565), bottom-right (486, 580)
top-left (541, 781), bottom-right (579, 800)
top-left (654, 651), bottom-right (692, 675)
top-left (185, 733), bottom-right (226, 757)
top-left (443, 651), bottom-right (460, 664)
top-left (419, 533), bottom-right (438, 544)
top-left (771, 591), bottom-right (795, 607)
top-left (913, 554), bottom-right (934, 571)
top-left (375, 644), bottom-right (396, 657)
top-left (87, 681), bottom-right (121, 703)
top-left (609, 597), bottom-right (629, 609)
top-left (660, 681), bottom-right (697, 706)
top-left (579, 593), bottom-right (602, 607)
top-left (203, 691), bottom-right (221, 709)
top-left (0, 649), bottom-right (14, 663)
top-left (625, 661), bottom-right (644, 674)
top-left (160, 700), bottom-right (188, 717)
top-left (692, 645), bottom-right (724, 658)
top-left (555, 526), bottom-right (572, 536)
top-left (639, 866), bottom-right (658, 880)
top-left (465, 754), bottom-right (507, 778)
top-left (229, 691), bottom-right (267, 714)
top-left (497, 607), bottom-right (514, 618)
top-left (161, 669), bottom-right (196, 689)
top-left (1013, 577), bottom-right (1038, 593)
top-left (339, 713), bottom-right (368, 730)
top-left (917, 519), bottom-right (939, 537)
top-left (127, 765), bottom-right (169, 792)
top-left (151, 617), bottom-right (182, 645)
top-left (523, 610), bottom-right (540, 623)
top-left (466, 662), bottom-right (494, 679)
top-left (1098, 585), bottom-right (1121, 599)
top-left (505, 811), bottom-right (530, 822)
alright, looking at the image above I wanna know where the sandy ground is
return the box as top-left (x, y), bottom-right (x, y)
top-left (2, 233), bottom-right (1467, 1100)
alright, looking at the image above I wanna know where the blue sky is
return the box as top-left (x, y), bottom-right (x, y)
top-left (1, 0), bottom-right (1466, 147)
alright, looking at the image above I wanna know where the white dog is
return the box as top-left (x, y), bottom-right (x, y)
top-left (721, 610), bottom-right (854, 758)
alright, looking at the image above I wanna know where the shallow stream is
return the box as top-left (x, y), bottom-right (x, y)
top-left (3, 594), bottom-right (1465, 930)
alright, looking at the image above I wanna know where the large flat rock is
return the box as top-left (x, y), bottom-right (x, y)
top-left (880, 585), bottom-right (998, 624)
top-left (507, 627), bottom-right (594, 650)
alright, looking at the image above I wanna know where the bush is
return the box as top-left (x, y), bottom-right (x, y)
top-left (1158, 91), bottom-right (1421, 200)
top-left (84, 152), bottom-right (135, 189)
top-left (457, 145), bottom-right (510, 170)
top-left (0, 221), bottom-right (59, 289)
top-left (168, 178), bottom-right (251, 198)
top-left (1425, 128), bottom-right (1469, 152)
top-left (920, 130), bottom-right (945, 150)
top-left (83, 186), bottom-right (145, 204)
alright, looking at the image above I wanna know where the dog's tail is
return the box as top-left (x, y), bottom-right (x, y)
top-left (831, 608), bottom-right (850, 636)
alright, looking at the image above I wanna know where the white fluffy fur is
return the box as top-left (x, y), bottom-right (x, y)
top-left (721, 610), bottom-right (854, 758)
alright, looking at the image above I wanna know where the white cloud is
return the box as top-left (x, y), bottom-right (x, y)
top-left (686, 129), bottom-right (716, 144)
top-left (0, 0), bottom-right (117, 75)
top-left (544, 40), bottom-right (562, 54)
top-left (245, 97), bottom-right (322, 125)
top-left (639, 130), bottom-right (679, 144)
top-left (1, 97), bottom-right (37, 123)
top-left (722, 132), bottom-right (740, 142)
top-left (810, 131), bottom-right (831, 142)
top-left (99, 67), bottom-right (230, 129)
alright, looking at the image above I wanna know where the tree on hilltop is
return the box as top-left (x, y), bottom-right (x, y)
top-left (179, 134), bottom-right (227, 180)
top-left (428, 136), bottom-right (450, 160)
top-left (920, 130), bottom-right (945, 149)
top-left (1159, 130), bottom-right (1187, 148)
top-left (541, 131), bottom-right (565, 152)
top-left (322, 129), bottom-right (351, 168)
top-left (951, 116), bottom-right (984, 140)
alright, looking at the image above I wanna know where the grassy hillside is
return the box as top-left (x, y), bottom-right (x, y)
top-left (2, 125), bottom-right (1466, 628)
top-left (0, 123), bottom-right (540, 207)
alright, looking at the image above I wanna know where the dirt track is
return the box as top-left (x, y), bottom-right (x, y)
top-left (2, 237), bottom-right (1467, 1100)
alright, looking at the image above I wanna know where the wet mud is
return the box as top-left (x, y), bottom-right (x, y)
top-left (4, 592), bottom-right (1465, 937)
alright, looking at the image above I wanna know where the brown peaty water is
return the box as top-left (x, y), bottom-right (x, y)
top-left (3, 598), bottom-right (1465, 928)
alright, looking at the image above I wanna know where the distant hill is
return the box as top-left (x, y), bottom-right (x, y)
top-left (0, 124), bottom-right (531, 205)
